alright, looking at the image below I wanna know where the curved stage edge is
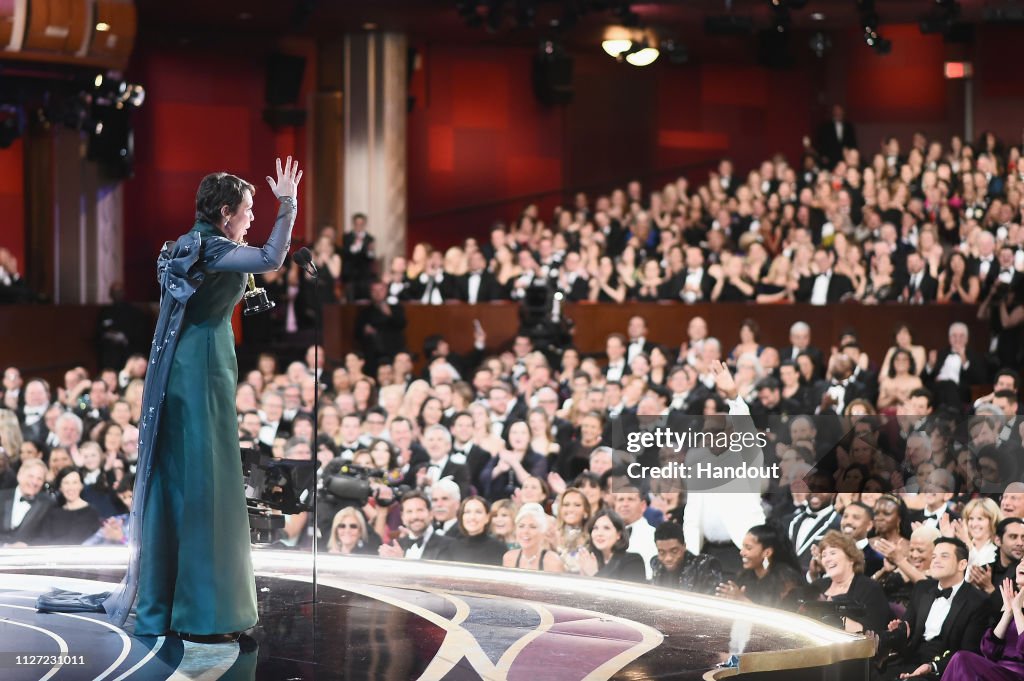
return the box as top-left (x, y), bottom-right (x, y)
top-left (0, 547), bottom-right (874, 680)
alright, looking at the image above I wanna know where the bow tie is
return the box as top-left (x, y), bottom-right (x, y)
top-left (24, 406), bottom-right (46, 415)
top-left (410, 535), bottom-right (425, 548)
top-left (20, 495), bottom-right (37, 505)
top-left (934, 586), bottom-right (953, 599)
top-left (432, 520), bottom-right (445, 531)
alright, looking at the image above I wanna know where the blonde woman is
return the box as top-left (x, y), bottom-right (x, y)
top-left (502, 503), bottom-right (565, 572)
top-left (527, 407), bottom-right (559, 460)
top-left (376, 384), bottom-right (405, 424)
top-left (399, 379), bottom-right (431, 422)
top-left (443, 246), bottom-right (468, 277)
top-left (490, 499), bottom-right (519, 549)
top-left (123, 379), bottom-right (144, 424)
top-left (949, 497), bottom-right (1003, 570)
top-left (469, 402), bottom-right (504, 455)
top-left (554, 488), bottom-right (591, 574)
top-left (327, 507), bottom-right (374, 555)
top-left (0, 409), bottom-right (23, 465)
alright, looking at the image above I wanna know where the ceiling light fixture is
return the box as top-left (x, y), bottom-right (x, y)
top-left (602, 38), bottom-right (632, 56)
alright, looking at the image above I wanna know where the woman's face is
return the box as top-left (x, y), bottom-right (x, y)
top-left (579, 481), bottom-right (602, 510)
top-left (521, 477), bottom-right (546, 504)
top-left (221, 189), bottom-right (255, 242)
top-left (560, 492), bottom-right (586, 526)
top-left (516, 514), bottom-right (543, 547)
top-left (370, 442), bottom-right (392, 468)
top-left (894, 352), bottom-right (911, 375)
top-left (103, 425), bottom-right (123, 453)
top-left (528, 411), bottom-right (546, 435)
top-left (590, 515), bottom-right (620, 553)
top-left (873, 500), bottom-right (899, 535)
top-left (491, 508), bottom-right (513, 536)
top-left (703, 398), bottom-right (719, 416)
top-left (968, 510), bottom-right (992, 541)
top-left (422, 399), bottom-right (442, 424)
top-left (335, 515), bottom-right (361, 549)
top-left (821, 546), bottom-right (852, 581)
top-left (740, 324), bottom-right (755, 343)
top-left (49, 450), bottom-right (72, 473)
top-left (20, 441), bottom-right (41, 460)
top-left (840, 468), bottom-right (865, 492)
top-left (739, 534), bottom-right (768, 571)
top-left (580, 416), bottom-right (601, 443)
top-left (461, 499), bottom-right (489, 536)
top-left (60, 470), bottom-right (84, 503)
top-left (908, 537), bottom-right (933, 570)
top-left (508, 422), bottom-right (530, 450)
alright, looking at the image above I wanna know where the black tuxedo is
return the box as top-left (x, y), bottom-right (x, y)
top-left (786, 506), bottom-right (840, 569)
top-left (797, 272), bottom-right (854, 304)
top-left (459, 270), bottom-right (505, 304)
top-left (561, 274), bottom-right (590, 302)
top-left (899, 271), bottom-right (939, 303)
top-left (971, 256), bottom-right (1000, 299)
top-left (415, 458), bottom-right (471, 499)
top-left (0, 488), bottom-right (55, 545)
top-left (451, 443), bottom-right (494, 495)
top-left (923, 348), bottom-right (988, 408)
top-left (626, 338), bottom-right (655, 363)
top-left (815, 119), bottom-right (858, 168)
top-left (663, 270), bottom-right (716, 302)
top-left (399, 530), bottom-right (455, 561)
top-left (18, 405), bottom-right (50, 445)
top-left (410, 271), bottom-right (462, 304)
top-left (356, 301), bottom-right (407, 368)
top-left (341, 231), bottom-right (376, 301)
top-left (882, 579), bottom-right (989, 679)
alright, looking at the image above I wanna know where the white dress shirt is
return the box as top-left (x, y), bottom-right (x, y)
top-left (405, 526), bottom-right (435, 560)
top-left (923, 580), bottom-right (964, 640)
top-left (467, 271), bottom-right (482, 304)
top-left (606, 360), bottom-right (626, 383)
top-left (626, 518), bottom-right (657, 580)
top-left (811, 271), bottom-right (832, 306)
top-left (10, 488), bottom-right (33, 529)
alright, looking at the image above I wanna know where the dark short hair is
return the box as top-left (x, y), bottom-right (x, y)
top-left (400, 489), bottom-right (431, 510)
top-left (845, 501), bottom-right (875, 519)
top-left (908, 388), bottom-right (934, 408)
top-left (195, 173), bottom-right (255, 226)
top-left (997, 517), bottom-right (1024, 538)
top-left (995, 369), bottom-right (1020, 390)
top-left (587, 508), bottom-right (630, 555)
top-left (654, 520), bottom-right (686, 544)
top-left (935, 536), bottom-right (969, 563)
top-left (994, 389), bottom-right (1018, 404)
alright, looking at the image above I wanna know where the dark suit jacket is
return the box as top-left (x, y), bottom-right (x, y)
top-left (414, 458), bottom-right (471, 500)
top-left (887, 579), bottom-right (989, 677)
top-left (597, 551), bottom-right (648, 583)
top-left (663, 270), bottom-right (716, 302)
top-left (797, 272), bottom-right (855, 303)
top-left (459, 271), bottom-right (506, 303)
top-left (400, 530), bottom-right (455, 561)
top-left (452, 444), bottom-right (494, 496)
top-left (341, 232), bottom-right (375, 284)
top-left (815, 120), bottom-right (858, 168)
top-left (923, 348), bottom-right (988, 402)
top-left (562, 275), bottom-right (590, 302)
top-left (899, 272), bottom-right (939, 303)
top-left (0, 488), bottom-right (55, 545)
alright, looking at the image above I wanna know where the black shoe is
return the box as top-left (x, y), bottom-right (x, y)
top-left (174, 631), bottom-right (241, 644)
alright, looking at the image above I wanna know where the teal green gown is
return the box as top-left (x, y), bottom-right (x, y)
top-left (133, 203), bottom-right (295, 636)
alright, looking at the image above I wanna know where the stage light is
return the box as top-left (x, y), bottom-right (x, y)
top-left (602, 38), bottom-right (632, 56)
top-left (95, 22), bottom-right (111, 32)
top-left (624, 44), bottom-right (659, 66)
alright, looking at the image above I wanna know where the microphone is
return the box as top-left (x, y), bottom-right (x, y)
top-left (294, 247), bottom-right (318, 276)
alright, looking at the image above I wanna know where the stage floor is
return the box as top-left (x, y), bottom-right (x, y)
top-left (0, 547), bottom-right (872, 680)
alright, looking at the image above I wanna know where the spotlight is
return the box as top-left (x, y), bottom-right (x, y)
top-left (622, 40), bottom-right (659, 66)
top-left (602, 39), bottom-right (632, 57)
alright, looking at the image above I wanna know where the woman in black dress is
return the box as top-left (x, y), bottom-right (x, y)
top-left (43, 468), bottom-right (101, 544)
top-left (716, 523), bottom-right (803, 610)
top-left (577, 508), bottom-right (647, 583)
top-left (448, 496), bottom-right (507, 566)
top-left (807, 530), bottom-right (891, 634)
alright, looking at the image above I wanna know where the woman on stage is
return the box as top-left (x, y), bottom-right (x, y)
top-left (32, 159), bottom-right (306, 640)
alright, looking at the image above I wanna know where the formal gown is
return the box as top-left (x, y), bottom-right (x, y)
top-left (943, 622), bottom-right (1024, 680)
top-left (133, 206), bottom-right (295, 636)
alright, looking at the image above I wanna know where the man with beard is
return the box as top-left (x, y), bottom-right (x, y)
top-left (650, 520), bottom-right (722, 595)
top-left (377, 491), bottom-right (454, 560)
top-left (968, 517), bottom-right (1024, 607)
top-left (786, 485), bottom-right (840, 570)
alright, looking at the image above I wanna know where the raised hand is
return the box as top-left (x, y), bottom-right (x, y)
top-left (710, 360), bottom-right (738, 400)
top-left (266, 156), bottom-right (303, 199)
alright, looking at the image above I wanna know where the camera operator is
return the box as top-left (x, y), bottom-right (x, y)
top-left (978, 268), bottom-right (1024, 371)
top-left (316, 451), bottom-right (401, 548)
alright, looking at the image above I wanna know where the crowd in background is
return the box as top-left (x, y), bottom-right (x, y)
top-left (5, 127), bottom-right (1024, 679)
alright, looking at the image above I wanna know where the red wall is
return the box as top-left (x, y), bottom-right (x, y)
top-left (0, 139), bottom-right (25, 267)
top-left (121, 42), bottom-right (310, 301)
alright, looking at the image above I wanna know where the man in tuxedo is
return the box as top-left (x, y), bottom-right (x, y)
top-left (459, 250), bottom-right (504, 304)
top-left (881, 538), bottom-right (990, 680)
top-left (2, 366), bottom-right (22, 411)
top-left (18, 378), bottom-right (51, 445)
top-left (814, 104), bottom-right (858, 169)
top-left (485, 382), bottom-right (526, 442)
top-left (781, 322), bottom-right (825, 380)
top-left (0, 459), bottom-right (54, 546)
top-left (839, 501), bottom-right (884, 577)
top-left (377, 491), bottom-right (454, 561)
top-left (413, 251), bottom-right (461, 304)
top-left (968, 517), bottom-right (1024, 603)
top-left (383, 256), bottom-right (414, 303)
top-left (666, 364), bottom-right (708, 415)
top-left (605, 334), bottom-right (630, 383)
top-left (923, 323), bottom-right (988, 410)
top-left (665, 246), bottom-right (716, 303)
top-left (972, 231), bottom-right (999, 299)
top-left (910, 489), bottom-right (958, 529)
top-left (258, 390), bottom-right (292, 448)
top-left (429, 478), bottom-right (462, 537)
top-left (806, 248), bottom-right (855, 305)
top-left (448, 411), bottom-right (494, 495)
top-left (625, 316), bottom-right (655, 364)
top-left (357, 280), bottom-right (408, 375)
top-left (558, 251), bottom-right (590, 302)
top-left (786, 489), bottom-right (840, 570)
top-left (341, 213), bottom-right (376, 301)
top-left (899, 251), bottom-right (938, 304)
top-left (415, 425), bottom-right (471, 500)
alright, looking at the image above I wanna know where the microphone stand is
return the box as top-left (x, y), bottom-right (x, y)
top-left (297, 254), bottom-right (321, 628)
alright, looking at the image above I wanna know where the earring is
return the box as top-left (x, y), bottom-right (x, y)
top-left (762, 556), bottom-right (771, 570)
